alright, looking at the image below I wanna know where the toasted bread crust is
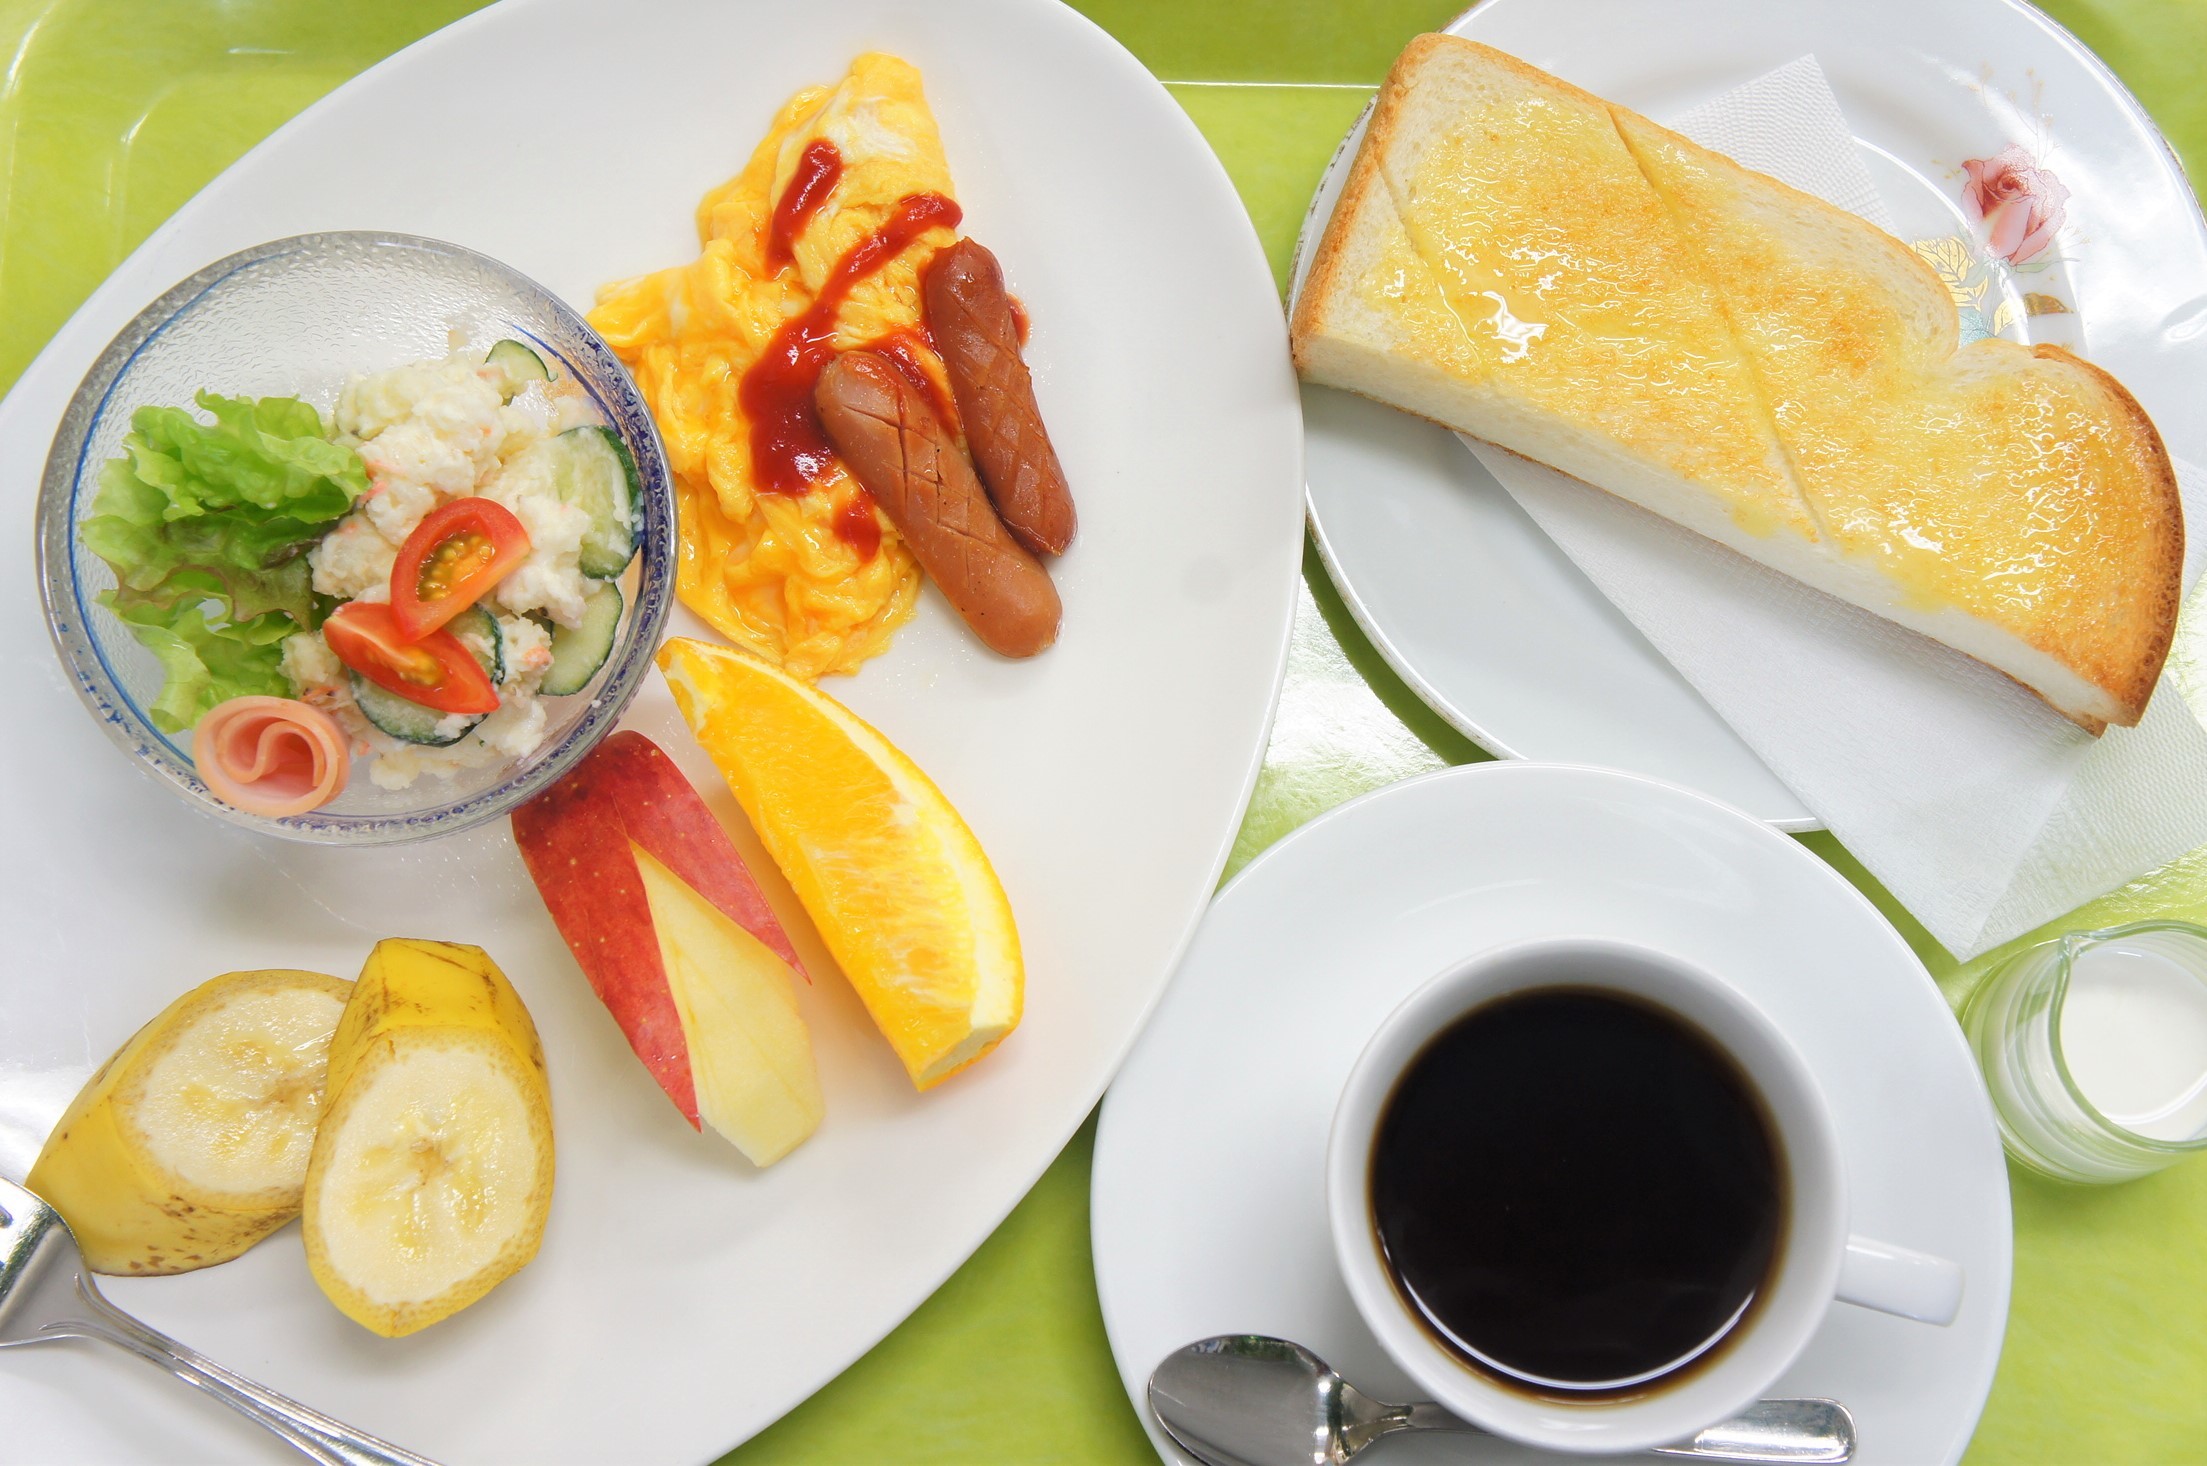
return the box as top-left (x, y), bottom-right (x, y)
top-left (1294, 34), bottom-right (1658, 366)
top-left (2032, 342), bottom-right (2183, 724)
top-left (1612, 101), bottom-right (2180, 727)
top-left (1294, 32), bottom-right (2183, 730)
top-left (1288, 38), bottom-right (1427, 371)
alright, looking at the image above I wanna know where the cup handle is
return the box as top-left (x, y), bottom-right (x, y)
top-left (1837, 1234), bottom-right (1963, 1326)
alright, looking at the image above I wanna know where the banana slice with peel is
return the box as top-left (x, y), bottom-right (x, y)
top-left (27, 968), bottom-right (352, 1275)
top-left (303, 938), bottom-right (554, 1337)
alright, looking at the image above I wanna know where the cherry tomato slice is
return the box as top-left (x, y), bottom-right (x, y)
top-left (389, 497), bottom-right (531, 641)
top-left (323, 602), bottom-right (500, 716)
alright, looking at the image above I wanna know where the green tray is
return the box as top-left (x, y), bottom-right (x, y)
top-left (5, 1), bottom-right (2205, 1460)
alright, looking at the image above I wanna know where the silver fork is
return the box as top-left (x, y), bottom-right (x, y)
top-left (0, 1174), bottom-right (438, 1465)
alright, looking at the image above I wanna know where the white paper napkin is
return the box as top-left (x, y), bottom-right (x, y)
top-left (1465, 57), bottom-right (2207, 959)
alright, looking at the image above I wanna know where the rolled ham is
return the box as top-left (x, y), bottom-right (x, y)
top-left (192, 696), bottom-right (350, 817)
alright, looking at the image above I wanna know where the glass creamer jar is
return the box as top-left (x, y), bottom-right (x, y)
top-left (1963, 921), bottom-right (2207, 1184)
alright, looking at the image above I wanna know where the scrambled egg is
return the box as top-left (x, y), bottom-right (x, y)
top-left (591, 53), bottom-right (963, 679)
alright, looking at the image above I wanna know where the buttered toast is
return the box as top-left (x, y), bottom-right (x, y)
top-left (1291, 34), bottom-right (2180, 730)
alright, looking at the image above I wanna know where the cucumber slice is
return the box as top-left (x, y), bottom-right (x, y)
top-left (540, 582), bottom-right (623, 697)
top-left (546, 426), bottom-right (641, 579)
top-left (487, 339), bottom-right (550, 384)
top-left (348, 608), bottom-right (502, 746)
top-left (351, 677), bottom-right (483, 747)
top-left (447, 604), bottom-right (505, 684)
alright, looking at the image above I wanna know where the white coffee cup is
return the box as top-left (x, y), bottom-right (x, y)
top-left (1326, 937), bottom-right (1963, 1456)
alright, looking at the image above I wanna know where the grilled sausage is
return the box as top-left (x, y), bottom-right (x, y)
top-left (923, 239), bottom-right (1076, 556)
top-left (815, 351), bottom-right (1061, 658)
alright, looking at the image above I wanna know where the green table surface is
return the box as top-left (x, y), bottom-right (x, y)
top-left (7, 1), bottom-right (2207, 1460)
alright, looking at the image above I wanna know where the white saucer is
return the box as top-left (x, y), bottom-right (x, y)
top-left (1093, 764), bottom-right (2011, 1465)
top-left (1296, 0), bottom-right (2207, 833)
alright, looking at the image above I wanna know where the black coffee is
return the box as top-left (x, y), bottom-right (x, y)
top-left (1370, 988), bottom-right (1782, 1391)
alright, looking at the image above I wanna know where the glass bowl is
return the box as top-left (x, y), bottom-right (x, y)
top-left (34, 231), bottom-right (675, 845)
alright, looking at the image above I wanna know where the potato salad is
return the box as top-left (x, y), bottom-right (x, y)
top-left (287, 346), bottom-right (632, 788)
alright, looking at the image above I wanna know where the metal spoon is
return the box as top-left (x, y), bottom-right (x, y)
top-left (1148, 1335), bottom-right (1856, 1465)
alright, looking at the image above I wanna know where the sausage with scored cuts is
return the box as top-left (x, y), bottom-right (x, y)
top-left (923, 239), bottom-right (1076, 557)
top-left (814, 350), bottom-right (1061, 658)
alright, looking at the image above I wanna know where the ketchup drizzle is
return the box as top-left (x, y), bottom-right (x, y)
top-left (765, 140), bottom-right (844, 271)
top-left (833, 493), bottom-right (883, 561)
top-left (739, 191), bottom-right (964, 499)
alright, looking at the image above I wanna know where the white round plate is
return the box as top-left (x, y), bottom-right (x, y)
top-left (1093, 763), bottom-right (2012, 1466)
top-left (0, 2), bottom-right (1302, 1461)
top-left (1296, 0), bottom-right (2207, 833)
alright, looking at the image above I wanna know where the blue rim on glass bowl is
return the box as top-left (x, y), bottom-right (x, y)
top-left (34, 231), bottom-right (675, 846)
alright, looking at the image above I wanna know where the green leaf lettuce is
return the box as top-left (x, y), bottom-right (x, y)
top-left (78, 391), bottom-right (367, 728)
top-left (106, 599), bottom-right (299, 734)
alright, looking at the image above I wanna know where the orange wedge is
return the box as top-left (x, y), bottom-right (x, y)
top-left (657, 638), bottom-right (1022, 1089)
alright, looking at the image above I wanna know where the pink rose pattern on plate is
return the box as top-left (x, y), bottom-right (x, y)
top-left (1961, 143), bottom-right (2070, 265)
top-left (1909, 142), bottom-right (2073, 345)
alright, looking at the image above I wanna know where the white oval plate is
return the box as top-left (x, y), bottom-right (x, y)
top-left (0, 1), bottom-right (1304, 1461)
top-left (1295, 0), bottom-right (2207, 832)
top-left (1093, 763), bottom-right (2012, 1466)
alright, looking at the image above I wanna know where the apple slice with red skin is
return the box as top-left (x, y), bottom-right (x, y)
top-left (512, 731), bottom-right (807, 1132)
top-left (575, 733), bottom-right (806, 977)
top-left (635, 845), bottom-right (822, 1164)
